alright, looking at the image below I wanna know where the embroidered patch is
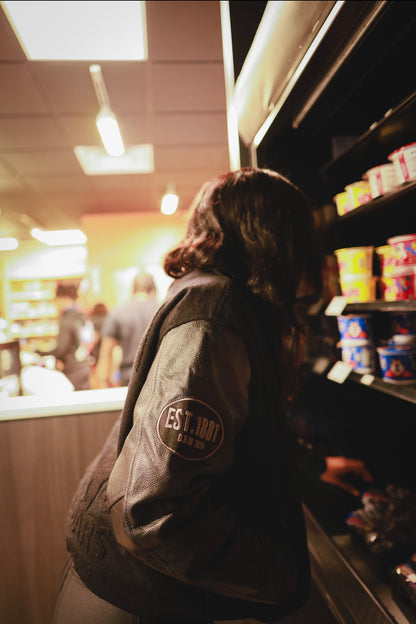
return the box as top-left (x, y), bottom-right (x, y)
top-left (157, 398), bottom-right (224, 460)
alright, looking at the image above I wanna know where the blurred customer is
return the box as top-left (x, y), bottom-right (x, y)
top-left (96, 272), bottom-right (158, 387)
top-left (37, 282), bottom-right (93, 391)
top-left (88, 302), bottom-right (108, 389)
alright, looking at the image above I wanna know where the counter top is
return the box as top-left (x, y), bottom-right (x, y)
top-left (0, 386), bottom-right (128, 421)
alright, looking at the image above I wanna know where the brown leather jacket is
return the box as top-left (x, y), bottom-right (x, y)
top-left (67, 270), bottom-right (310, 622)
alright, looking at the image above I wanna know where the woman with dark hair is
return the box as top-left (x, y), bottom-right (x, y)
top-left (53, 168), bottom-right (371, 624)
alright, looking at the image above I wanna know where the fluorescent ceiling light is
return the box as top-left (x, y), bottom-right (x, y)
top-left (90, 65), bottom-right (125, 157)
top-left (1, 1), bottom-right (148, 61)
top-left (0, 237), bottom-right (18, 250)
top-left (96, 107), bottom-right (125, 157)
top-left (74, 145), bottom-right (154, 175)
top-left (31, 228), bottom-right (87, 246)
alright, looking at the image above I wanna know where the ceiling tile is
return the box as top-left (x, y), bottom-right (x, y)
top-left (2, 149), bottom-right (81, 175)
top-left (152, 112), bottom-right (227, 145)
top-left (0, 8), bottom-right (26, 61)
top-left (0, 64), bottom-right (49, 113)
top-left (155, 144), bottom-right (230, 170)
top-left (30, 61), bottom-right (149, 115)
top-left (0, 118), bottom-right (70, 149)
top-left (151, 63), bottom-right (226, 112)
top-left (148, 0), bottom-right (223, 62)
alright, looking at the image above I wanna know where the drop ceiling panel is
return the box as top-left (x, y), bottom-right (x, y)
top-left (30, 61), bottom-right (149, 114)
top-left (25, 174), bottom-right (94, 194)
top-left (148, 0), bottom-right (223, 62)
top-left (152, 112), bottom-right (227, 145)
top-left (152, 63), bottom-right (226, 112)
top-left (0, 9), bottom-right (26, 60)
top-left (88, 174), bottom-right (156, 193)
top-left (0, 118), bottom-right (70, 149)
top-left (2, 150), bottom-right (81, 175)
top-left (0, 174), bottom-right (23, 191)
top-left (155, 144), bottom-right (229, 170)
top-left (0, 64), bottom-right (50, 113)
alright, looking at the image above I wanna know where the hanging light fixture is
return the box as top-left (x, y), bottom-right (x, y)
top-left (0, 237), bottom-right (18, 250)
top-left (31, 228), bottom-right (87, 246)
top-left (161, 184), bottom-right (179, 215)
top-left (89, 64), bottom-right (125, 157)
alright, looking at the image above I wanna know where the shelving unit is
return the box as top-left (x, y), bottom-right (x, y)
top-left (0, 242), bottom-right (87, 350)
top-left (4, 278), bottom-right (59, 344)
top-left (231, 1), bottom-right (416, 622)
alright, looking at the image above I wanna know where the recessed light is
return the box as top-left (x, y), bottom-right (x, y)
top-left (1, 1), bottom-right (148, 61)
top-left (74, 145), bottom-right (154, 175)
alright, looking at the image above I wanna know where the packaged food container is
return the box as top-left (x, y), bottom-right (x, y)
top-left (387, 233), bottom-right (416, 266)
top-left (377, 344), bottom-right (416, 384)
top-left (334, 246), bottom-right (374, 276)
top-left (375, 245), bottom-right (396, 276)
top-left (380, 266), bottom-right (416, 301)
top-left (388, 142), bottom-right (416, 184)
top-left (333, 191), bottom-right (352, 216)
top-left (379, 268), bottom-right (416, 301)
top-left (340, 339), bottom-right (375, 373)
top-left (390, 312), bottom-right (416, 338)
top-left (365, 163), bottom-right (398, 199)
top-left (337, 314), bottom-right (373, 341)
top-left (339, 274), bottom-right (377, 303)
top-left (345, 180), bottom-right (372, 208)
top-left (392, 334), bottom-right (416, 346)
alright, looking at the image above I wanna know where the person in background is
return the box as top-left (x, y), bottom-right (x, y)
top-left (96, 272), bottom-right (158, 388)
top-left (53, 167), bottom-right (372, 624)
top-left (36, 282), bottom-right (93, 391)
top-left (88, 302), bottom-right (108, 389)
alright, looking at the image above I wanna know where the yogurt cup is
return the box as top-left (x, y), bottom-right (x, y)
top-left (340, 339), bottom-right (375, 373)
top-left (377, 344), bottom-right (416, 384)
top-left (365, 163), bottom-right (398, 199)
top-left (388, 142), bottom-right (416, 184)
top-left (375, 245), bottom-right (396, 276)
top-left (334, 246), bottom-right (374, 276)
top-left (333, 191), bottom-right (352, 216)
top-left (339, 274), bottom-right (377, 303)
top-left (387, 234), bottom-right (416, 266)
top-left (380, 266), bottom-right (416, 300)
top-left (345, 180), bottom-right (372, 208)
top-left (337, 314), bottom-right (373, 341)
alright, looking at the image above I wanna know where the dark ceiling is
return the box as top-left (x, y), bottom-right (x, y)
top-left (0, 1), bottom-right (241, 241)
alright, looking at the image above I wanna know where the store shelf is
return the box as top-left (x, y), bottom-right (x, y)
top-left (347, 370), bottom-right (416, 405)
top-left (309, 359), bottom-right (416, 406)
top-left (304, 505), bottom-right (413, 624)
top-left (325, 298), bottom-right (416, 316)
top-left (334, 181), bottom-right (416, 223)
top-left (319, 90), bottom-right (416, 197)
top-left (325, 182), bottom-right (416, 250)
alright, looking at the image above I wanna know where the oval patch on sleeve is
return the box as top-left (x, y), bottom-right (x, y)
top-left (157, 398), bottom-right (224, 460)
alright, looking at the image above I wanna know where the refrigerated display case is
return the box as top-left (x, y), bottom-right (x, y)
top-left (229, 1), bottom-right (416, 622)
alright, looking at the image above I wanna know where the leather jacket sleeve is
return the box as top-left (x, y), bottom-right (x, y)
top-left (107, 320), bottom-right (300, 605)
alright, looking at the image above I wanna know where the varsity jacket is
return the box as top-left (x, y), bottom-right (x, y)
top-left (66, 270), bottom-right (311, 623)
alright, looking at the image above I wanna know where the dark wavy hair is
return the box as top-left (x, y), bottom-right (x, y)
top-left (165, 167), bottom-right (321, 311)
top-left (164, 168), bottom-right (322, 395)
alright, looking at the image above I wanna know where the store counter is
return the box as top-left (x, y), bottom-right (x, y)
top-left (0, 387), bottom-right (126, 624)
top-left (0, 386), bottom-right (128, 420)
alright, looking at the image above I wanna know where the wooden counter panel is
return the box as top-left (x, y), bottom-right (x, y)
top-left (0, 411), bottom-right (118, 624)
